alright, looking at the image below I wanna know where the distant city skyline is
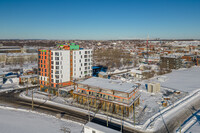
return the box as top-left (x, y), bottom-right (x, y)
top-left (0, 0), bottom-right (200, 40)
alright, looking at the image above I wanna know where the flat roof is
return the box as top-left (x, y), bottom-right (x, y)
top-left (85, 122), bottom-right (120, 133)
top-left (20, 75), bottom-right (38, 78)
top-left (78, 77), bottom-right (138, 93)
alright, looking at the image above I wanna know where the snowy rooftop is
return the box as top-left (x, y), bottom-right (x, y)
top-left (85, 122), bottom-right (120, 133)
top-left (20, 74), bottom-right (38, 78)
top-left (78, 77), bottom-right (138, 93)
top-left (99, 72), bottom-right (107, 76)
top-left (156, 66), bottom-right (200, 93)
top-left (162, 55), bottom-right (181, 58)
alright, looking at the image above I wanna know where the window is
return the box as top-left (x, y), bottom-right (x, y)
top-left (45, 56), bottom-right (46, 59)
top-left (79, 51), bottom-right (81, 54)
top-left (45, 69), bottom-right (47, 72)
top-left (56, 66), bottom-right (59, 69)
top-left (55, 57), bottom-right (59, 60)
top-left (55, 75), bottom-right (59, 79)
top-left (56, 80), bottom-right (59, 83)
top-left (51, 52), bottom-right (53, 55)
top-left (51, 61), bottom-right (54, 64)
top-left (51, 66), bottom-right (54, 69)
top-left (55, 52), bottom-right (59, 56)
top-left (85, 51), bottom-right (87, 54)
top-left (79, 60), bottom-right (81, 63)
top-left (56, 62), bottom-right (59, 65)
top-left (55, 71), bottom-right (59, 74)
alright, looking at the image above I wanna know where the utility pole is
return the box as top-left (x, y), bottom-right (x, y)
top-left (121, 108), bottom-right (123, 133)
top-left (146, 35), bottom-right (149, 64)
top-left (107, 103), bottom-right (108, 127)
top-left (32, 89), bottom-right (34, 110)
top-left (133, 103), bottom-right (135, 126)
top-left (88, 95), bottom-right (90, 122)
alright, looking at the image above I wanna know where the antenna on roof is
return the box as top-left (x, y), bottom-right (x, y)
top-left (146, 34), bottom-right (149, 64)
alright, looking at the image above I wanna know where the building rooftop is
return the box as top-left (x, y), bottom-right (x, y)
top-left (78, 77), bottom-right (138, 93)
top-left (85, 122), bottom-right (120, 133)
top-left (162, 55), bottom-right (181, 59)
top-left (20, 74), bottom-right (38, 78)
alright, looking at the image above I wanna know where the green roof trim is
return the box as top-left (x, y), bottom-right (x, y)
top-left (70, 45), bottom-right (79, 50)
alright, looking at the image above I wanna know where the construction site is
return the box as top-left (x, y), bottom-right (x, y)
top-left (73, 77), bottom-right (140, 117)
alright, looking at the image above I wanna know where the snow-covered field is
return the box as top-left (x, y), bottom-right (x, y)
top-left (0, 106), bottom-right (83, 133)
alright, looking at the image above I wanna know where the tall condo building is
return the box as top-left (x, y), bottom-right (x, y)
top-left (38, 43), bottom-right (93, 93)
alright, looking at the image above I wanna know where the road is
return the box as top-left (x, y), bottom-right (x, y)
top-left (0, 90), bottom-right (140, 133)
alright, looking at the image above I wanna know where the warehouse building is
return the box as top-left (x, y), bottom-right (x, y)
top-left (73, 77), bottom-right (140, 117)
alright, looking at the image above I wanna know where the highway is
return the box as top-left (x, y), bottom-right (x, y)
top-left (0, 90), bottom-right (141, 133)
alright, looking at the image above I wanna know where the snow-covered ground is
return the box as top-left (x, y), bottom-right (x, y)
top-left (176, 110), bottom-right (200, 133)
top-left (136, 86), bottom-right (187, 125)
top-left (144, 89), bottom-right (200, 132)
top-left (0, 62), bottom-right (37, 72)
top-left (185, 120), bottom-right (200, 133)
top-left (0, 106), bottom-right (83, 133)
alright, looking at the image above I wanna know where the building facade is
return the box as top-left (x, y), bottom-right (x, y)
top-left (160, 56), bottom-right (182, 70)
top-left (38, 43), bottom-right (92, 93)
top-left (73, 77), bottom-right (140, 117)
